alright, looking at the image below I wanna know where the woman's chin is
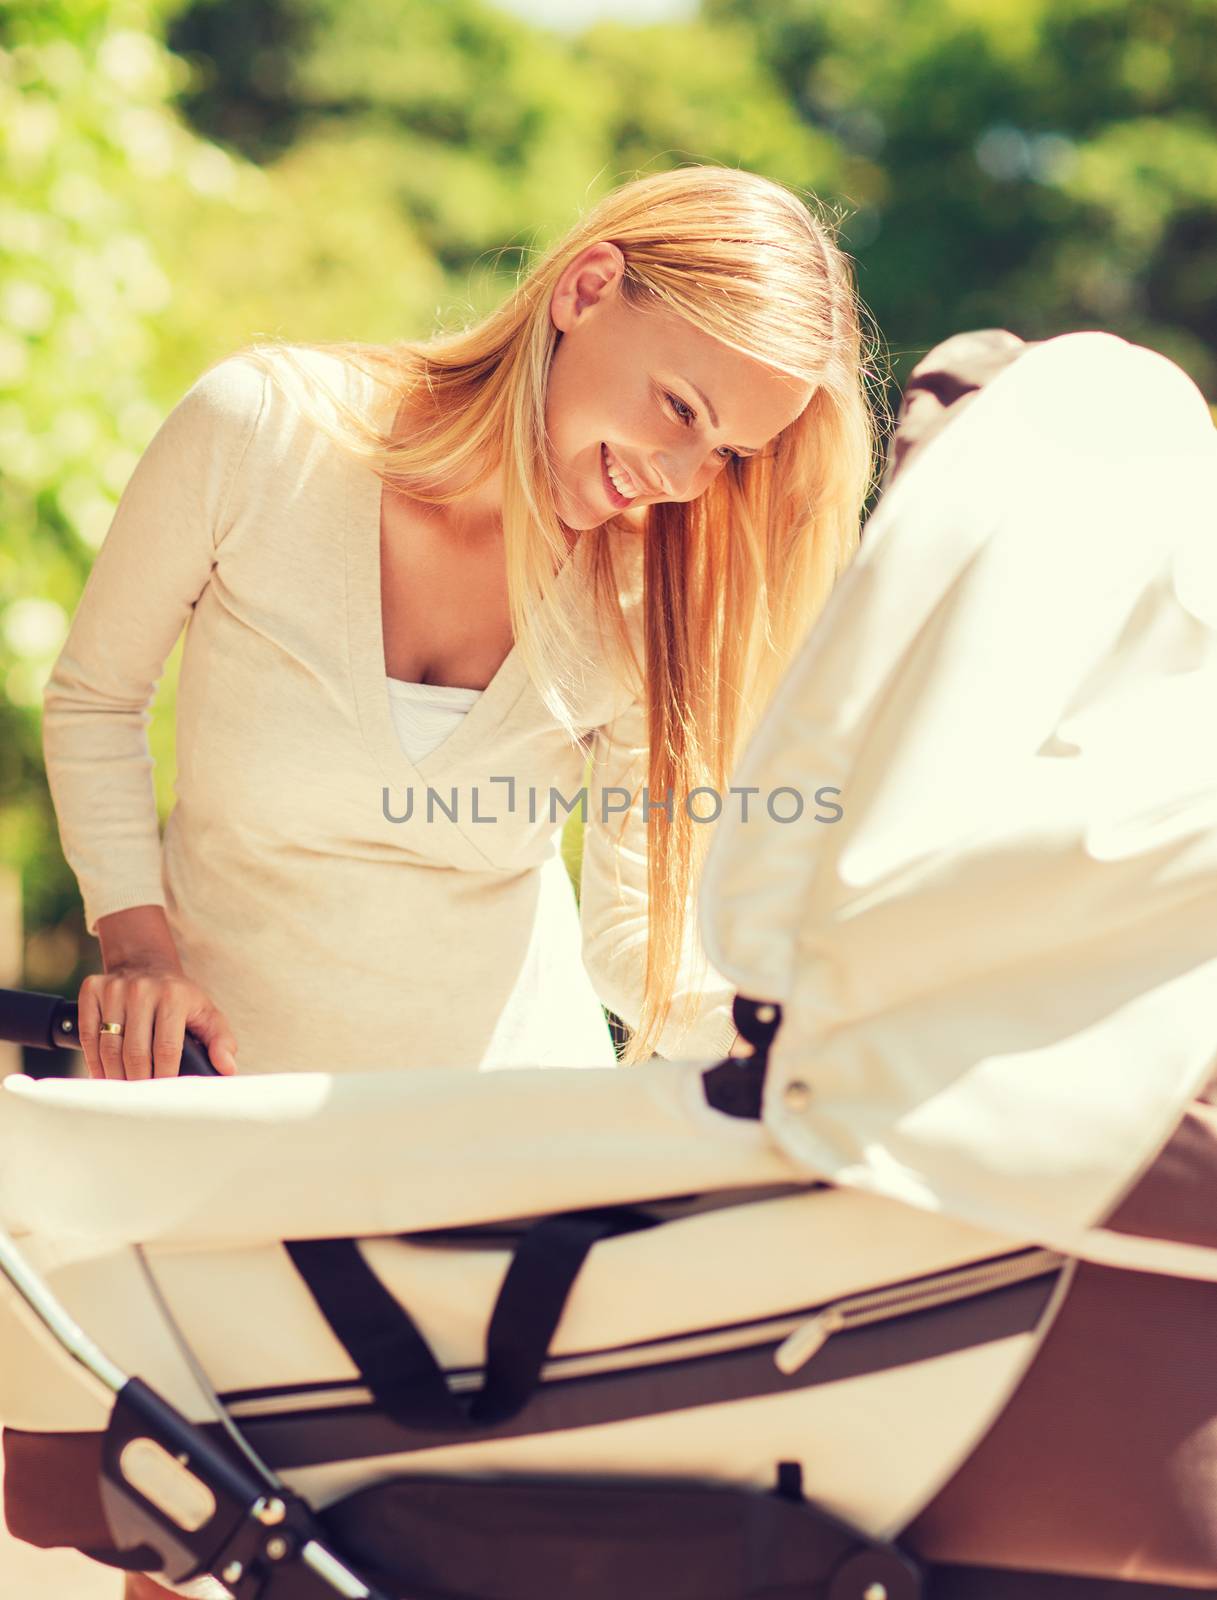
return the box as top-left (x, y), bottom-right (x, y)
top-left (554, 488), bottom-right (608, 532)
top-left (553, 473), bottom-right (642, 532)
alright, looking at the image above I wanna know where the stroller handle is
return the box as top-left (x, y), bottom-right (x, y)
top-left (0, 985), bottom-right (220, 1077)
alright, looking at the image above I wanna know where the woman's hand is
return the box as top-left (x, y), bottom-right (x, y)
top-left (77, 962), bottom-right (239, 1080)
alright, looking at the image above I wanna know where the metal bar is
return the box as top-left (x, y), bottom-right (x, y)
top-left (0, 1220), bottom-right (128, 1398)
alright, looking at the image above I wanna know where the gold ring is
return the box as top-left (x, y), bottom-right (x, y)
top-left (99, 1021), bottom-right (125, 1035)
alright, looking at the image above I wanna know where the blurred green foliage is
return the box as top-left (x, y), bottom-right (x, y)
top-left (706, 0), bottom-right (1217, 387)
top-left (1, 0), bottom-right (220, 1004)
top-left (3, 0), bottom-right (1215, 1026)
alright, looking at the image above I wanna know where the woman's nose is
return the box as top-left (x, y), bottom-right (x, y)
top-left (653, 446), bottom-right (713, 502)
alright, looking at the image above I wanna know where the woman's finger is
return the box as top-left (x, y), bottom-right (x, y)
top-left (95, 977), bottom-right (129, 1081)
top-left (76, 978), bottom-right (103, 1080)
top-left (206, 1017), bottom-right (240, 1077)
top-left (120, 976), bottom-right (158, 1081)
top-left (151, 992), bottom-right (188, 1080)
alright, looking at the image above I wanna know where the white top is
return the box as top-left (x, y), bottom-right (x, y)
top-left (40, 345), bottom-right (739, 1077)
top-left (386, 676), bottom-right (483, 765)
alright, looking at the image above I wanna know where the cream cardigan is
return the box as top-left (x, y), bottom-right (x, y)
top-left (41, 349), bottom-right (738, 1074)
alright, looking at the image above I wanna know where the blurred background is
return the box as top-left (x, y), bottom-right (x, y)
top-left (2, 0), bottom-right (1216, 1078)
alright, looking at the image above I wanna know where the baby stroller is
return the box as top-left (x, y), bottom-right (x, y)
top-left (2, 329), bottom-right (1216, 1600)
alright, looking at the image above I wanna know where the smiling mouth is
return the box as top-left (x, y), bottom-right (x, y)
top-left (600, 442), bottom-right (641, 507)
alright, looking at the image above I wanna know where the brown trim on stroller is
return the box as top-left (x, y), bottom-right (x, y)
top-left (904, 1079), bottom-right (1217, 1589)
top-left (925, 1564), bottom-right (1217, 1598)
top-left (2, 1422), bottom-right (243, 1574)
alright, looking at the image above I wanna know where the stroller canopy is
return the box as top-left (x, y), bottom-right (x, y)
top-left (700, 329), bottom-right (1217, 1275)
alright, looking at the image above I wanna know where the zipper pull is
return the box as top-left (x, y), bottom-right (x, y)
top-left (774, 1306), bottom-right (846, 1375)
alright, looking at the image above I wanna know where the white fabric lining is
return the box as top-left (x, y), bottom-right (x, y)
top-left (385, 675), bottom-right (483, 764)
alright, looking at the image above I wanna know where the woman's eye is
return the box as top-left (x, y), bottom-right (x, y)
top-left (665, 391), bottom-right (740, 463)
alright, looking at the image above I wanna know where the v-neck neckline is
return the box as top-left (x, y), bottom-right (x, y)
top-left (345, 371), bottom-right (583, 791)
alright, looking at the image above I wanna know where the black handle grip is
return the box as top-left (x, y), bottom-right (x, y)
top-left (0, 987), bottom-right (221, 1077)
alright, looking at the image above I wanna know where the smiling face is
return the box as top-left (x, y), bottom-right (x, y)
top-left (545, 241), bottom-right (815, 531)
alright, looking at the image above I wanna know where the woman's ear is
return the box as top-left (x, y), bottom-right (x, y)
top-left (550, 241), bottom-right (626, 333)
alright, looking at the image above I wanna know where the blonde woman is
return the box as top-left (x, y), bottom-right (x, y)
top-left (42, 161), bottom-right (875, 1107)
top-left (29, 162), bottom-right (878, 1599)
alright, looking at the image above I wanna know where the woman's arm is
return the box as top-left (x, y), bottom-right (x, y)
top-left (96, 904), bottom-right (184, 974)
top-left (578, 688), bottom-right (739, 1062)
top-left (41, 355), bottom-right (268, 938)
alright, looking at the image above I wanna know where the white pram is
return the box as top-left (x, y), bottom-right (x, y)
top-left (2, 331), bottom-right (1216, 1600)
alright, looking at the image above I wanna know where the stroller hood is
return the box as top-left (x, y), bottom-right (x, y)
top-left (699, 329), bottom-right (1217, 1275)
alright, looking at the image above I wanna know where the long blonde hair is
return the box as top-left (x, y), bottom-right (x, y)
top-left (230, 163), bottom-right (882, 1064)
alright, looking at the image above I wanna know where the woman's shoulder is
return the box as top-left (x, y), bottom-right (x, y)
top-left (186, 342), bottom-right (389, 440)
top-left (172, 349), bottom-right (273, 437)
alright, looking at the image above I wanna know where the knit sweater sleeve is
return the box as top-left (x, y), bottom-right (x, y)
top-left (41, 355), bottom-right (269, 937)
top-left (578, 686), bottom-right (739, 1063)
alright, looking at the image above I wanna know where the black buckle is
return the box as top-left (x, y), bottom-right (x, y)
top-left (701, 994), bottom-right (783, 1120)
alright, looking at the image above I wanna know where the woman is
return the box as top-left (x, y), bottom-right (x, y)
top-left (42, 163), bottom-right (876, 1100)
top-left (30, 163), bottom-right (878, 1597)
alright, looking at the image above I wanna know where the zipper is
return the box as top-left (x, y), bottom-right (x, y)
top-left (472, 1244), bottom-right (1066, 1391)
top-left (773, 1247), bottom-right (1066, 1376)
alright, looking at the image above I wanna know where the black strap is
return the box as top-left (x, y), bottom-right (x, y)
top-left (472, 1210), bottom-right (654, 1424)
top-left (286, 1208), bottom-right (656, 1433)
top-left (285, 1237), bottom-right (463, 1429)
